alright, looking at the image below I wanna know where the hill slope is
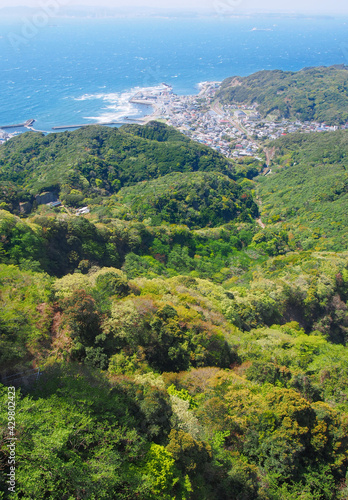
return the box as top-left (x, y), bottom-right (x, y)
top-left (256, 130), bottom-right (348, 250)
top-left (216, 65), bottom-right (348, 124)
top-left (116, 171), bottom-right (258, 228)
top-left (0, 122), bottom-right (235, 202)
top-left (0, 121), bottom-right (264, 214)
top-left (1, 98), bottom-right (348, 499)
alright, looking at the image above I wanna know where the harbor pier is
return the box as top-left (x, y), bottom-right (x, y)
top-left (0, 119), bottom-right (35, 129)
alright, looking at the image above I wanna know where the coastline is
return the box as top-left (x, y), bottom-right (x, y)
top-left (2, 72), bottom-right (346, 160)
top-left (0, 83), bottom-right (178, 134)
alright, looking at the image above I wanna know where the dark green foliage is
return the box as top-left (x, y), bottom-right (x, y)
top-left (60, 290), bottom-right (101, 346)
top-left (117, 171), bottom-right (258, 228)
top-left (121, 120), bottom-right (188, 142)
top-left (84, 346), bottom-right (109, 369)
top-left (95, 271), bottom-right (130, 298)
top-left (166, 429), bottom-right (212, 474)
top-left (0, 210), bottom-right (46, 270)
top-left (0, 122), bottom-right (239, 206)
top-left (246, 361), bottom-right (292, 386)
top-left (104, 299), bottom-right (234, 373)
top-left (217, 65), bottom-right (348, 124)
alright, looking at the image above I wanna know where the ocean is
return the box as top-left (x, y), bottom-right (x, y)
top-left (0, 15), bottom-right (347, 132)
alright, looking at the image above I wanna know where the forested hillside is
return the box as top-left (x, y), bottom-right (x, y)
top-left (216, 65), bottom-right (348, 124)
top-left (256, 130), bottom-right (348, 250)
top-left (0, 122), bottom-right (261, 213)
top-left (116, 171), bottom-right (258, 228)
top-left (1, 120), bottom-right (348, 499)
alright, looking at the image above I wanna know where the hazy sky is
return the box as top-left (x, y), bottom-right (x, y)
top-left (0, 0), bottom-right (347, 14)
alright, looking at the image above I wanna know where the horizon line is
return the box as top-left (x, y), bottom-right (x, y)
top-left (1, 5), bottom-right (348, 16)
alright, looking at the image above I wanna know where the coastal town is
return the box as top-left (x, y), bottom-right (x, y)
top-left (130, 81), bottom-right (347, 160)
top-left (1, 81), bottom-right (348, 160)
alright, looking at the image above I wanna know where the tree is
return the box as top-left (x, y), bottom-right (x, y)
top-left (60, 290), bottom-right (101, 346)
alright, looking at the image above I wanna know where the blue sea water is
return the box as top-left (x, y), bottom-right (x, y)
top-left (0, 15), bottom-right (347, 132)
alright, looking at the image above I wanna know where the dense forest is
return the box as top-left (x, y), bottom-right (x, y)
top-left (216, 65), bottom-right (348, 124)
top-left (0, 121), bottom-right (260, 212)
top-left (257, 130), bottom-right (348, 251)
top-left (1, 117), bottom-right (348, 499)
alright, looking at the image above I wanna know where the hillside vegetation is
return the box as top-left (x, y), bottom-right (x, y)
top-left (116, 171), bottom-right (258, 228)
top-left (256, 130), bottom-right (348, 250)
top-left (1, 112), bottom-right (348, 498)
top-left (0, 122), bottom-right (261, 213)
top-left (1, 249), bottom-right (348, 499)
top-left (216, 65), bottom-right (348, 124)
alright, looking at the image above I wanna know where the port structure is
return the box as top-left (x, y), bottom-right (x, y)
top-left (0, 119), bottom-right (35, 129)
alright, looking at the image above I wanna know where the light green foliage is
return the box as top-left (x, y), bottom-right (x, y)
top-left (134, 372), bottom-right (166, 390)
top-left (170, 395), bottom-right (202, 439)
top-left (256, 130), bottom-right (348, 250)
top-left (167, 384), bottom-right (198, 409)
top-left (103, 298), bottom-right (144, 343)
top-left (108, 352), bottom-right (141, 375)
top-left (122, 252), bottom-right (166, 279)
top-left (0, 374), bottom-right (151, 499)
top-left (0, 210), bottom-right (45, 270)
top-left (54, 267), bottom-right (128, 305)
top-left (53, 272), bottom-right (92, 298)
top-left (234, 324), bottom-right (348, 412)
top-left (0, 264), bottom-right (52, 370)
top-left (223, 251), bottom-right (348, 341)
top-left (135, 443), bottom-right (186, 500)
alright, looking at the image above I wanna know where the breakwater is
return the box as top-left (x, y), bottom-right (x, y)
top-left (0, 119), bottom-right (35, 129)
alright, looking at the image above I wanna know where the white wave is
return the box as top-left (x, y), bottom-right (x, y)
top-left (74, 83), bottom-right (170, 103)
top-left (84, 112), bottom-right (128, 123)
top-left (75, 83), bottom-right (170, 123)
